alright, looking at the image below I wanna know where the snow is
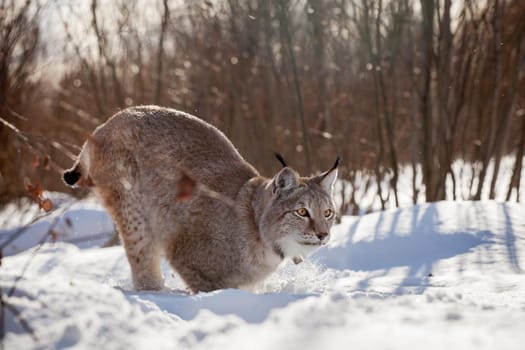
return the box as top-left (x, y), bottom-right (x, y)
top-left (1, 196), bottom-right (525, 349)
top-left (0, 193), bottom-right (114, 257)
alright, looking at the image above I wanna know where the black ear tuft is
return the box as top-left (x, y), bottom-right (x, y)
top-left (331, 156), bottom-right (341, 172)
top-left (274, 153), bottom-right (287, 168)
top-left (313, 156), bottom-right (340, 195)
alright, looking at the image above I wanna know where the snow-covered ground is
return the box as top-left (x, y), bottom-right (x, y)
top-left (1, 195), bottom-right (525, 349)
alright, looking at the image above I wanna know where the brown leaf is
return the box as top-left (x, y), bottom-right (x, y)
top-left (65, 217), bottom-right (73, 228)
top-left (175, 173), bottom-right (197, 202)
top-left (26, 183), bottom-right (43, 202)
top-left (43, 155), bottom-right (51, 170)
top-left (35, 184), bottom-right (43, 197)
top-left (32, 155), bottom-right (39, 170)
top-left (40, 198), bottom-right (53, 212)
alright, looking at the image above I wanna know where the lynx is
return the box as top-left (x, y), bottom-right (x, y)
top-left (63, 106), bottom-right (338, 292)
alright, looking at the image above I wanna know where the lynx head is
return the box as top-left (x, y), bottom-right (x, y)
top-left (260, 158), bottom-right (339, 263)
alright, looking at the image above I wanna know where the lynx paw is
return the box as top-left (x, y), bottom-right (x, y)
top-left (132, 275), bottom-right (164, 291)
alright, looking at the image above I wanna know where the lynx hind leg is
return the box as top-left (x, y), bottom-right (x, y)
top-left (166, 236), bottom-right (228, 293)
top-left (104, 190), bottom-right (164, 290)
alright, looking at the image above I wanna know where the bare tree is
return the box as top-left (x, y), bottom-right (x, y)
top-left (277, 0), bottom-right (312, 174)
top-left (2, 0), bottom-right (525, 212)
top-left (0, 0), bottom-right (42, 203)
top-left (155, 0), bottom-right (170, 105)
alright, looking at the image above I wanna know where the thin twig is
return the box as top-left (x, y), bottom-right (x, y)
top-left (7, 234), bottom-right (48, 297)
top-left (0, 281), bottom-right (4, 350)
top-left (1, 301), bottom-right (38, 342)
top-left (0, 115), bottom-right (67, 173)
top-left (7, 233), bottom-right (49, 298)
top-left (2, 199), bottom-right (75, 297)
top-left (0, 210), bottom-right (53, 251)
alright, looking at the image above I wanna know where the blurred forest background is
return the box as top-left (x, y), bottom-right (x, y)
top-left (1, 0), bottom-right (525, 214)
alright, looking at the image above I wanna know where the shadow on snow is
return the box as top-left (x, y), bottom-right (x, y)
top-left (124, 289), bottom-right (313, 323)
top-left (315, 202), bottom-right (499, 293)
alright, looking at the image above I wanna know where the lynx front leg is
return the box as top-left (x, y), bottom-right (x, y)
top-left (122, 232), bottom-right (163, 291)
top-left (104, 190), bottom-right (164, 290)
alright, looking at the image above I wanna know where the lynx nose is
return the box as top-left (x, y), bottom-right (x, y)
top-left (316, 232), bottom-right (329, 241)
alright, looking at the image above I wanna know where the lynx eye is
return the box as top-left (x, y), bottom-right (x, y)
top-left (295, 208), bottom-right (309, 217)
top-left (324, 209), bottom-right (334, 218)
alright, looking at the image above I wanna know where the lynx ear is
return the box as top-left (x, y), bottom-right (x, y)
top-left (274, 153), bottom-right (287, 167)
top-left (315, 157), bottom-right (340, 195)
top-left (272, 167), bottom-right (299, 194)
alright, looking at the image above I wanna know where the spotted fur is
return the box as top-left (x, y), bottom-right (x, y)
top-left (63, 106), bottom-right (338, 292)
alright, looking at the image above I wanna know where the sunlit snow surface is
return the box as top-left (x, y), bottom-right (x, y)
top-left (1, 195), bottom-right (525, 349)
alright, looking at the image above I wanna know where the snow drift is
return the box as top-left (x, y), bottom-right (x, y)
top-left (1, 197), bottom-right (525, 349)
